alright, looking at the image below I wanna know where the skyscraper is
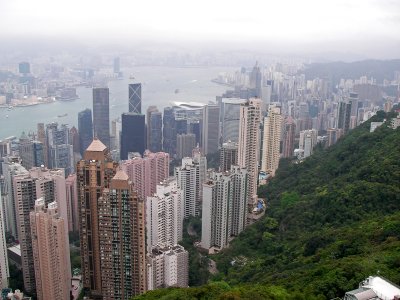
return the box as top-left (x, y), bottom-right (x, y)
top-left (65, 174), bottom-right (79, 232)
top-left (176, 156), bottom-right (206, 218)
top-left (46, 123), bottom-right (74, 176)
top-left (299, 129), bottom-right (318, 159)
top-left (0, 191), bottom-right (9, 290)
top-left (282, 116), bottom-right (296, 158)
top-left (220, 98), bottom-right (247, 143)
top-left (121, 151), bottom-right (169, 201)
top-left (220, 141), bottom-right (238, 172)
top-left (120, 113), bottom-right (146, 160)
top-left (30, 199), bottom-right (71, 300)
top-left (176, 133), bottom-right (196, 159)
top-left (37, 123), bottom-right (48, 167)
top-left (238, 98), bottom-right (262, 208)
top-left (201, 105), bottom-right (220, 155)
top-left (19, 139), bottom-right (44, 171)
top-left (146, 178), bottom-right (183, 252)
top-left (201, 166), bottom-right (248, 252)
top-left (163, 107), bottom-right (176, 156)
top-left (148, 110), bottom-right (162, 153)
top-left (93, 88), bottom-right (110, 148)
top-left (78, 139), bottom-right (147, 298)
top-left (337, 100), bottom-right (351, 134)
top-left (78, 108), bottom-right (93, 156)
top-left (261, 105), bottom-right (282, 177)
top-left (77, 139), bottom-right (118, 299)
top-left (99, 170), bottom-right (147, 298)
top-left (129, 83), bottom-right (142, 114)
top-left (147, 245), bottom-right (188, 290)
top-left (1, 157), bottom-right (26, 238)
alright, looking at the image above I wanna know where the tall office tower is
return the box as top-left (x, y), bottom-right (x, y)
top-left (113, 57), bottom-right (120, 74)
top-left (19, 62), bottom-right (30, 74)
top-left (65, 174), bottom-right (79, 232)
top-left (77, 139), bottom-right (119, 299)
top-left (129, 83), bottom-right (142, 114)
top-left (327, 128), bottom-right (342, 147)
top-left (98, 170), bottom-right (147, 298)
top-left (148, 111), bottom-right (163, 153)
top-left (19, 139), bottom-right (44, 170)
top-left (220, 141), bottom-right (238, 172)
top-left (46, 123), bottom-right (74, 176)
top-left (120, 113), bottom-right (146, 159)
top-left (337, 100), bottom-right (352, 134)
top-left (201, 166), bottom-right (248, 252)
top-left (261, 105), bottom-right (282, 177)
top-left (36, 123), bottom-right (48, 167)
top-left (146, 106), bottom-right (158, 149)
top-left (299, 129), bottom-right (318, 158)
top-left (349, 92), bottom-right (359, 117)
top-left (249, 62), bottom-right (262, 98)
top-left (69, 126), bottom-right (80, 154)
top-left (282, 116), bottom-right (296, 158)
top-left (110, 117), bottom-right (122, 153)
top-left (188, 120), bottom-right (201, 145)
top-left (78, 108), bottom-right (93, 156)
top-left (121, 151), bottom-right (169, 201)
top-left (146, 178), bottom-right (183, 252)
top-left (238, 98), bottom-right (262, 207)
top-left (176, 134), bottom-right (196, 159)
top-left (176, 157), bottom-right (204, 218)
top-left (163, 107), bottom-right (176, 156)
top-left (201, 105), bottom-right (220, 155)
top-left (30, 199), bottom-right (71, 300)
top-left (0, 191), bottom-right (9, 290)
top-left (220, 98), bottom-right (247, 143)
top-left (147, 245), bottom-right (188, 290)
top-left (93, 87), bottom-right (110, 148)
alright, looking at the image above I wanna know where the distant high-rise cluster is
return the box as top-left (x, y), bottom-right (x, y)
top-left (0, 58), bottom-right (396, 299)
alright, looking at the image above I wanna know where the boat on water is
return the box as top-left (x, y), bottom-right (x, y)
top-left (175, 89), bottom-right (180, 94)
top-left (58, 113), bottom-right (68, 118)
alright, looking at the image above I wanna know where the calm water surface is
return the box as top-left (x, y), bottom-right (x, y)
top-left (0, 66), bottom-right (233, 139)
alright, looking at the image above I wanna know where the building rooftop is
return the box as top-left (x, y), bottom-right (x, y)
top-left (86, 138), bottom-right (107, 152)
top-left (113, 169), bottom-right (129, 181)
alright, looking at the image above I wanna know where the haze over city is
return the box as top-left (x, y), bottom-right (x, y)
top-left (1, 0), bottom-right (400, 60)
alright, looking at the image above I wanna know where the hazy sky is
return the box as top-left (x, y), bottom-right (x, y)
top-left (1, 0), bottom-right (399, 57)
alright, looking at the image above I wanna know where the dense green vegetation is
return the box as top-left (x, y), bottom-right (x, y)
top-left (134, 282), bottom-right (318, 300)
top-left (180, 217), bottom-right (211, 286)
top-left (214, 111), bottom-right (400, 298)
top-left (135, 111), bottom-right (400, 299)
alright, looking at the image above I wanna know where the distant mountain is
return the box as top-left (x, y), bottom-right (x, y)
top-left (134, 111), bottom-right (400, 299)
top-left (304, 59), bottom-right (400, 84)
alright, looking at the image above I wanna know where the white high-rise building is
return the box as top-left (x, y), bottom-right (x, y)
top-left (238, 98), bottom-right (262, 207)
top-left (0, 190), bottom-right (9, 290)
top-left (176, 153), bottom-right (207, 218)
top-left (201, 166), bottom-right (248, 253)
top-left (261, 105), bottom-right (282, 177)
top-left (146, 178), bottom-right (184, 252)
top-left (299, 129), bottom-right (318, 158)
top-left (147, 245), bottom-right (188, 290)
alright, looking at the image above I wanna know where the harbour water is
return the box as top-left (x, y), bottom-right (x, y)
top-left (0, 66), bottom-right (234, 139)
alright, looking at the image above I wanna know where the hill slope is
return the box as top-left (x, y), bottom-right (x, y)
top-left (135, 111), bottom-right (400, 299)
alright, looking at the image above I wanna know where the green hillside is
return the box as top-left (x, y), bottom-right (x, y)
top-left (135, 111), bottom-right (400, 299)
